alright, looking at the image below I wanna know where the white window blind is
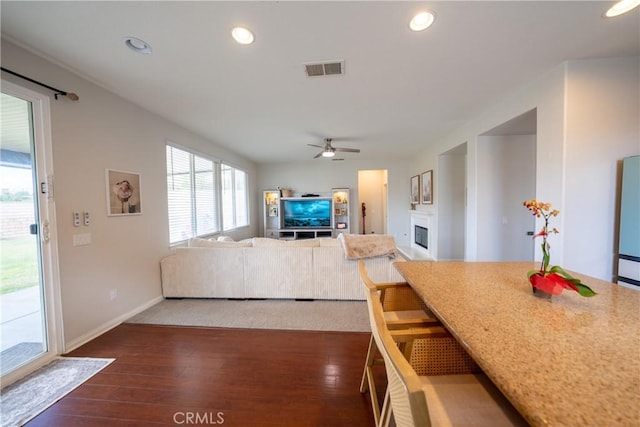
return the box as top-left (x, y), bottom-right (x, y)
top-left (166, 145), bottom-right (219, 243)
top-left (221, 163), bottom-right (249, 230)
top-left (234, 168), bottom-right (248, 227)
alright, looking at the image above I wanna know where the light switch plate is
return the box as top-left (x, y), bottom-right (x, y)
top-left (84, 211), bottom-right (90, 226)
top-left (73, 212), bottom-right (81, 227)
top-left (72, 233), bottom-right (91, 246)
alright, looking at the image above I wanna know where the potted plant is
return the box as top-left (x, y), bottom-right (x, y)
top-left (523, 200), bottom-right (597, 298)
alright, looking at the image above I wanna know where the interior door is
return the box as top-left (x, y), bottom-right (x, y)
top-left (1, 81), bottom-right (61, 384)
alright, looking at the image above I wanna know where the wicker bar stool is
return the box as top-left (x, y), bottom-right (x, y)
top-left (358, 260), bottom-right (442, 426)
top-left (364, 285), bottom-right (528, 427)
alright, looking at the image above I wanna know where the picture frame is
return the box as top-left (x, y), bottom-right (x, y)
top-left (410, 175), bottom-right (420, 204)
top-left (268, 205), bottom-right (278, 216)
top-left (421, 170), bottom-right (433, 205)
top-left (106, 169), bottom-right (142, 216)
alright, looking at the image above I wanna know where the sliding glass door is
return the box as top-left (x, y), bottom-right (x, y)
top-left (1, 81), bottom-right (61, 384)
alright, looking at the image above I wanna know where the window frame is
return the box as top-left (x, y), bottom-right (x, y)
top-left (221, 162), bottom-right (250, 231)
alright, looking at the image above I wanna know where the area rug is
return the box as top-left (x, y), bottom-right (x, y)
top-left (126, 299), bottom-right (371, 332)
top-left (0, 357), bottom-right (114, 427)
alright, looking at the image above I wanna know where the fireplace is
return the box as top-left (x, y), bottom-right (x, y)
top-left (415, 225), bottom-right (428, 250)
top-left (404, 210), bottom-right (436, 261)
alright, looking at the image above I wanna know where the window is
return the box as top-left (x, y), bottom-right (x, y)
top-left (166, 146), bottom-right (250, 244)
top-left (166, 146), bottom-right (219, 243)
top-left (221, 164), bottom-right (249, 230)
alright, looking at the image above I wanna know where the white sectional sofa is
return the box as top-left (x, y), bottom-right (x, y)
top-left (160, 237), bottom-right (404, 300)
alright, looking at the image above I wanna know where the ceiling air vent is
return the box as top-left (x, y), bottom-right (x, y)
top-left (304, 60), bottom-right (344, 77)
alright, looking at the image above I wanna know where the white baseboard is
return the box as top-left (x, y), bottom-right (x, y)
top-left (64, 295), bottom-right (164, 353)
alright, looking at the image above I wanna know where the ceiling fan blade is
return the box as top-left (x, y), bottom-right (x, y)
top-left (307, 143), bottom-right (323, 148)
top-left (313, 151), bottom-right (323, 159)
top-left (334, 147), bottom-right (360, 153)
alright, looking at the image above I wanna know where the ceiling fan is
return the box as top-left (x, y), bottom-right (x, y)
top-left (308, 138), bottom-right (360, 159)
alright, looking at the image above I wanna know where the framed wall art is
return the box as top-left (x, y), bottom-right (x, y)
top-left (421, 170), bottom-right (433, 204)
top-left (106, 169), bottom-right (142, 216)
top-left (410, 175), bottom-right (420, 204)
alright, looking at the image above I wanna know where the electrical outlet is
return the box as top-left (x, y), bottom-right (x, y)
top-left (84, 211), bottom-right (90, 226)
top-left (73, 212), bottom-right (81, 227)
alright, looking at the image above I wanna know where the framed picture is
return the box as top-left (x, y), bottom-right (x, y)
top-left (421, 170), bottom-right (433, 204)
top-left (268, 205), bottom-right (278, 216)
top-left (410, 175), bottom-right (420, 204)
top-left (106, 169), bottom-right (142, 216)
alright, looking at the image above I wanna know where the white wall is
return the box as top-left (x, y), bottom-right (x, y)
top-left (257, 158), bottom-right (412, 245)
top-left (1, 41), bottom-right (258, 349)
top-left (477, 135), bottom-right (536, 261)
top-left (437, 147), bottom-right (466, 261)
top-left (563, 56), bottom-right (640, 280)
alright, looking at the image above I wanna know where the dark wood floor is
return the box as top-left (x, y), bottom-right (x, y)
top-left (27, 324), bottom-right (385, 426)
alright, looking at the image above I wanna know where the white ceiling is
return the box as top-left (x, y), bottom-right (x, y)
top-left (1, 1), bottom-right (638, 164)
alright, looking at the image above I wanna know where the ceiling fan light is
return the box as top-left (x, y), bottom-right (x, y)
top-left (322, 151), bottom-right (335, 158)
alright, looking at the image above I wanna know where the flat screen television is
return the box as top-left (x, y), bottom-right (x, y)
top-left (282, 198), bottom-right (332, 229)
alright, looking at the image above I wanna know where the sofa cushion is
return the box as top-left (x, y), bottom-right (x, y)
top-left (252, 237), bottom-right (321, 248)
top-left (244, 247), bottom-right (314, 298)
top-left (188, 238), bottom-right (252, 248)
top-left (161, 247), bottom-right (245, 298)
top-left (217, 235), bottom-right (235, 242)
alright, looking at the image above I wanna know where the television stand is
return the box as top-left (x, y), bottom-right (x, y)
top-left (262, 188), bottom-right (351, 239)
top-left (276, 229), bottom-right (333, 240)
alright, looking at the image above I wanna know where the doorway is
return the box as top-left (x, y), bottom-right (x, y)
top-left (1, 81), bottom-right (62, 385)
top-left (357, 170), bottom-right (388, 235)
top-left (476, 109), bottom-right (537, 261)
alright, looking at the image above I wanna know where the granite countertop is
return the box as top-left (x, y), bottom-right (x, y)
top-left (394, 261), bottom-right (640, 427)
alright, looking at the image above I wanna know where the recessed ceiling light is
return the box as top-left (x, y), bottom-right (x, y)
top-left (604, 0), bottom-right (640, 17)
top-left (409, 11), bottom-right (436, 32)
top-left (124, 36), bottom-right (152, 54)
top-left (232, 27), bottom-right (255, 45)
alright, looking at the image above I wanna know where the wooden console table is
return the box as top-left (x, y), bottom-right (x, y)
top-left (394, 261), bottom-right (640, 427)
